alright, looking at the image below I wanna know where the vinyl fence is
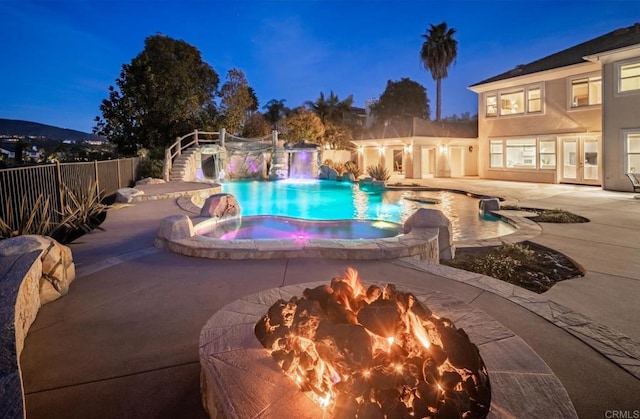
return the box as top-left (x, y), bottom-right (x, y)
top-left (0, 158), bottom-right (139, 232)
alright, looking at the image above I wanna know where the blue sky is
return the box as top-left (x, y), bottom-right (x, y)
top-left (0, 0), bottom-right (638, 133)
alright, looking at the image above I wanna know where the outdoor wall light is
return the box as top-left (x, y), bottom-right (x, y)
top-left (378, 146), bottom-right (385, 154)
top-left (358, 146), bottom-right (364, 154)
top-left (404, 146), bottom-right (412, 153)
top-left (469, 146), bottom-right (474, 152)
top-left (440, 145), bottom-right (448, 153)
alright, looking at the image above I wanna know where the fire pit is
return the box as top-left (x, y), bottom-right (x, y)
top-left (199, 272), bottom-right (579, 418)
top-left (254, 268), bottom-right (490, 418)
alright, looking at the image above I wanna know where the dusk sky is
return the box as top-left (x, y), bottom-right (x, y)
top-left (1, 0), bottom-right (638, 133)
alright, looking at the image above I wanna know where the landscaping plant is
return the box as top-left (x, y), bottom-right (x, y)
top-left (367, 163), bottom-right (390, 181)
top-left (0, 195), bottom-right (53, 239)
top-left (344, 161), bottom-right (363, 179)
top-left (52, 181), bottom-right (108, 243)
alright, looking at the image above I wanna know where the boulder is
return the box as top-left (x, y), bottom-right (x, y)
top-left (479, 198), bottom-right (500, 215)
top-left (199, 193), bottom-right (241, 220)
top-left (319, 165), bottom-right (338, 180)
top-left (403, 209), bottom-right (455, 260)
top-left (157, 215), bottom-right (194, 242)
top-left (342, 172), bottom-right (356, 183)
top-left (115, 187), bottom-right (144, 203)
top-left (0, 235), bottom-right (76, 303)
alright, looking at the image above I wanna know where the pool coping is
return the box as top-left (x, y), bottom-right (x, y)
top-left (155, 213), bottom-right (440, 261)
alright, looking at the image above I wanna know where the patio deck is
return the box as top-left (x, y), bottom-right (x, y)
top-left (19, 178), bottom-right (640, 418)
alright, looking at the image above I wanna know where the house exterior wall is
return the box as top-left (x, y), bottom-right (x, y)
top-left (353, 136), bottom-right (477, 180)
top-left (473, 62), bottom-right (603, 184)
top-left (601, 53), bottom-right (640, 191)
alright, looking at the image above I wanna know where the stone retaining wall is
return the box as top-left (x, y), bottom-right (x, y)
top-left (0, 236), bottom-right (75, 418)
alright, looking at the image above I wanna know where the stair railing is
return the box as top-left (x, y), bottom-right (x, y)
top-left (163, 129), bottom-right (224, 181)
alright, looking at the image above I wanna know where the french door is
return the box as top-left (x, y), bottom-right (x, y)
top-left (559, 136), bottom-right (600, 185)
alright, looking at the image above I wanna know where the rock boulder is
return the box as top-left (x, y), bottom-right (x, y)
top-left (199, 193), bottom-right (241, 220)
top-left (0, 235), bottom-right (76, 304)
top-left (403, 209), bottom-right (455, 260)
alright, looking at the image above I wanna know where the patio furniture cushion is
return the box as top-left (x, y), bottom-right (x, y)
top-left (626, 173), bottom-right (640, 192)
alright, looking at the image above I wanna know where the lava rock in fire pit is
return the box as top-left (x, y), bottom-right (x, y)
top-left (357, 299), bottom-right (400, 338)
top-left (254, 269), bottom-right (491, 418)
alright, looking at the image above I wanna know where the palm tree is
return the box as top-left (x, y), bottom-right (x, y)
top-left (263, 99), bottom-right (288, 130)
top-left (306, 91), bottom-right (355, 124)
top-left (420, 22), bottom-right (458, 122)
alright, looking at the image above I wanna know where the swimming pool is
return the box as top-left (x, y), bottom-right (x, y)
top-left (218, 180), bottom-right (515, 242)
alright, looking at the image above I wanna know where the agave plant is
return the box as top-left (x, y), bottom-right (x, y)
top-left (0, 195), bottom-right (53, 240)
top-left (344, 161), bottom-right (363, 179)
top-left (366, 163), bottom-right (390, 181)
top-left (51, 181), bottom-right (109, 243)
top-left (332, 162), bottom-right (346, 176)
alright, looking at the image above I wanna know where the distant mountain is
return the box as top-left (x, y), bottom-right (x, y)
top-left (0, 118), bottom-right (105, 142)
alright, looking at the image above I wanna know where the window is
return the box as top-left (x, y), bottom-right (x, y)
top-left (500, 91), bottom-right (524, 115)
top-left (528, 88), bottom-right (541, 112)
top-left (506, 138), bottom-right (536, 168)
top-left (485, 85), bottom-right (543, 118)
top-left (490, 140), bottom-right (503, 168)
top-left (571, 76), bottom-right (601, 107)
top-left (619, 62), bottom-right (640, 93)
top-left (539, 139), bottom-right (556, 168)
top-left (627, 133), bottom-right (640, 173)
top-left (486, 95), bottom-right (497, 117)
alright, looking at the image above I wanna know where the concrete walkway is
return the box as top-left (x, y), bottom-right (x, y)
top-left (20, 179), bottom-right (640, 418)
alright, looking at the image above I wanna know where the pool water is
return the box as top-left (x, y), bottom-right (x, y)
top-left (200, 216), bottom-right (402, 240)
top-left (219, 180), bottom-right (515, 242)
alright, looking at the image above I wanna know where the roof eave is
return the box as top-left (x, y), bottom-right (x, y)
top-left (468, 61), bottom-right (599, 93)
top-left (584, 43), bottom-right (640, 63)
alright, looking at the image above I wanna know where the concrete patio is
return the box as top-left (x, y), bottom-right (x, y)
top-left (19, 178), bottom-right (640, 418)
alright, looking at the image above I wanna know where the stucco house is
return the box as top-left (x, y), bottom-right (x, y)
top-left (469, 22), bottom-right (640, 191)
top-left (354, 23), bottom-right (640, 191)
top-left (352, 118), bottom-right (478, 179)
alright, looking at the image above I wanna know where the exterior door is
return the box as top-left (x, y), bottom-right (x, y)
top-left (450, 146), bottom-right (464, 177)
top-left (560, 136), bottom-right (600, 185)
top-left (420, 147), bottom-right (435, 178)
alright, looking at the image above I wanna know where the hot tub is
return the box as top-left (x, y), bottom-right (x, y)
top-left (196, 215), bottom-right (402, 240)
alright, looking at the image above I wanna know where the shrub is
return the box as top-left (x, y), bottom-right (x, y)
top-left (55, 182), bottom-right (108, 236)
top-left (445, 243), bottom-right (535, 281)
top-left (344, 161), bottom-right (363, 179)
top-left (367, 163), bottom-right (390, 181)
top-left (139, 158), bottom-right (164, 179)
top-left (332, 162), bottom-right (346, 175)
top-left (0, 195), bottom-right (53, 240)
top-left (530, 208), bottom-right (588, 223)
top-left (499, 205), bottom-right (588, 223)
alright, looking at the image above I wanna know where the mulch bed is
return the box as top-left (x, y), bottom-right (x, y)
top-left (444, 241), bottom-right (584, 294)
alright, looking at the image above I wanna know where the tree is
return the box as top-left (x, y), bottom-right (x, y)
top-left (420, 22), bottom-right (458, 122)
top-left (370, 78), bottom-right (430, 125)
top-left (246, 86), bottom-right (259, 114)
top-left (263, 99), bottom-right (289, 130)
top-left (323, 122), bottom-right (353, 150)
top-left (242, 113), bottom-right (271, 138)
top-left (306, 91), bottom-right (355, 125)
top-left (280, 107), bottom-right (325, 144)
top-left (219, 68), bottom-right (254, 135)
top-left (94, 34), bottom-right (219, 156)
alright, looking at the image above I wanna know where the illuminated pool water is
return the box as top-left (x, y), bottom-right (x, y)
top-left (199, 216), bottom-right (402, 240)
top-left (219, 180), bottom-right (515, 242)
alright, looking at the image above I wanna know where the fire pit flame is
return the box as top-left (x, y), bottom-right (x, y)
top-left (255, 268), bottom-right (491, 418)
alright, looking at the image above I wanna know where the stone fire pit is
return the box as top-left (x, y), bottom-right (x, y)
top-left (199, 278), bottom-right (578, 418)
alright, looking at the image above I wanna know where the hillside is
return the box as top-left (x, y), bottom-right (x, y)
top-left (0, 118), bottom-right (104, 142)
